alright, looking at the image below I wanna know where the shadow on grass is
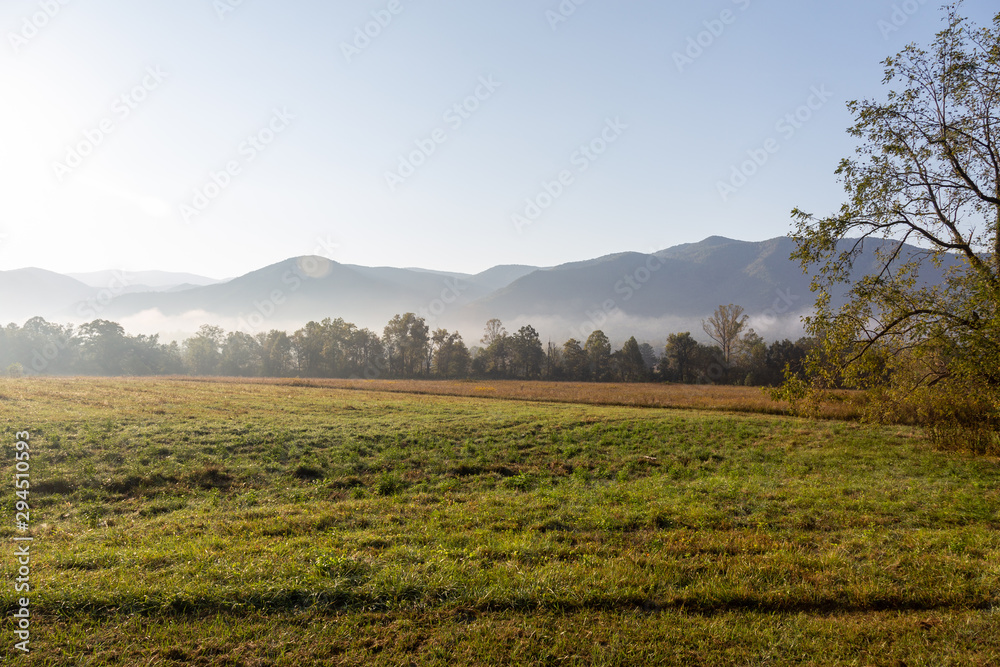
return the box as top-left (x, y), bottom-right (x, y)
top-left (17, 590), bottom-right (995, 620)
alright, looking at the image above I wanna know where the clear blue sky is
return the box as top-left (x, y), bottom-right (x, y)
top-left (2, 0), bottom-right (996, 278)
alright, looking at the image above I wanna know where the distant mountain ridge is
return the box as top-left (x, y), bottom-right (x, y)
top-left (68, 270), bottom-right (224, 289)
top-left (0, 236), bottom-right (964, 344)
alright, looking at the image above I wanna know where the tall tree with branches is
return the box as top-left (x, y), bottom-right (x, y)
top-left (702, 304), bottom-right (748, 365)
top-left (788, 5), bottom-right (1000, 447)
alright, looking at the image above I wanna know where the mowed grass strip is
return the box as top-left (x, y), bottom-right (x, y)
top-left (0, 377), bottom-right (998, 665)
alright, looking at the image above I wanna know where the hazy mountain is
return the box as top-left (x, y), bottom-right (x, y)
top-left (0, 269), bottom-right (94, 325)
top-left (162, 283), bottom-right (216, 294)
top-left (0, 236), bottom-right (966, 344)
top-left (342, 264), bottom-right (491, 304)
top-left (388, 264), bottom-right (539, 293)
top-left (457, 236), bottom-right (962, 343)
top-left (457, 238), bottom-right (812, 342)
top-left (402, 267), bottom-right (474, 281)
top-left (68, 270), bottom-right (223, 290)
top-left (466, 237), bottom-right (809, 312)
top-left (86, 257), bottom-right (495, 336)
top-left (469, 265), bottom-right (539, 292)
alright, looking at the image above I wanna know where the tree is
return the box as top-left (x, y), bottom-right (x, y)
top-left (345, 327), bottom-right (384, 379)
top-left (122, 334), bottom-right (182, 376)
top-left (78, 319), bottom-right (128, 375)
top-left (638, 342), bottom-right (658, 374)
top-left (584, 330), bottom-right (612, 381)
top-left (291, 321), bottom-right (330, 377)
top-left (543, 341), bottom-right (563, 380)
top-left (318, 318), bottom-right (349, 376)
top-left (510, 325), bottom-right (544, 379)
top-left (257, 330), bottom-right (293, 377)
top-left (382, 313), bottom-right (429, 378)
top-left (661, 332), bottom-right (699, 383)
top-left (561, 338), bottom-right (589, 380)
top-left (184, 325), bottom-right (224, 376)
top-left (159, 341), bottom-right (187, 375)
top-left (731, 328), bottom-right (768, 386)
top-left (431, 329), bottom-right (471, 378)
top-left (702, 304), bottom-right (748, 366)
top-left (480, 318), bottom-right (504, 346)
top-left (618, 336), bottom-right (648, 382)
top-left (765, 338), bottom-right (811, 386)
top-left (788, 6), bottom-right (1000, 445)
top-left (221, 331), bottom-right (262, 376)
top-left (479, 319), bottom-right (510, 378)
top-left (0, 324), bottom-right (15, 371)
top-left (17, 318), bottom-right (78, 374)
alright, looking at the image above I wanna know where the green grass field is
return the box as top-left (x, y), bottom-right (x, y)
top-left (1, 377), bottom-right (998, 665)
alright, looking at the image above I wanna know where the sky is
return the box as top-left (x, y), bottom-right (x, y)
top-left (2, 0), bottom-right (997, 279)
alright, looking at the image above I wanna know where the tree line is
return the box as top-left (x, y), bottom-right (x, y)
top-left (0, 304), bottom-right (813, 386)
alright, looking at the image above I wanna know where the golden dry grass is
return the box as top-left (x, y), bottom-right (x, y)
top-left (172, 377), bottom-right (866, 420)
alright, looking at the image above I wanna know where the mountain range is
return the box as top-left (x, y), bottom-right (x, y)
top-left (0, 236), bottom-right (960, 345)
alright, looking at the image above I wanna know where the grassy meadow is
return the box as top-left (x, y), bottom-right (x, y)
top-left (0, 377), bottom-right (998, 665)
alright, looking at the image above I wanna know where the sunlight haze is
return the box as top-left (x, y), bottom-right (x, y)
top-left (2, 0), bottom-right (996, 276)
